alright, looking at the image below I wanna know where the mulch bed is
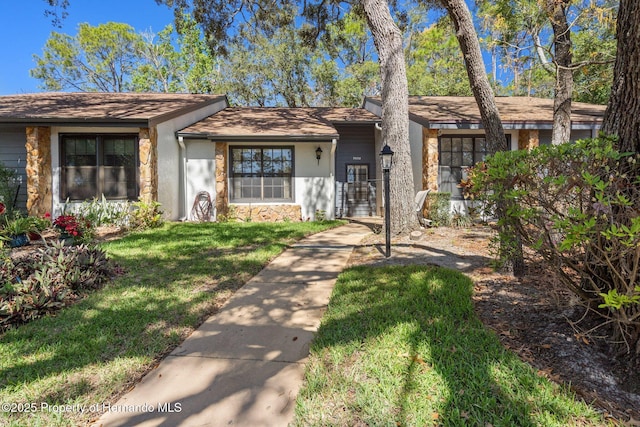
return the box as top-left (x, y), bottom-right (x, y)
top-left (347, 223), bottom-right (640, 424)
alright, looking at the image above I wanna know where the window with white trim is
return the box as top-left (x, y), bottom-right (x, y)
top-left (60, 134), bottom-right (138, 201)
top-left (230, 146), bottom-right (293, 201)
top-left (438, 135), bottom-right (490, 199)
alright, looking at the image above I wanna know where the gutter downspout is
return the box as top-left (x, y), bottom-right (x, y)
top-left (375, 122), bottom-right (383, 216)
top-left (330, 138), bottom-right (338, 220)
top-left (178, 136), bottom-right (187, 221)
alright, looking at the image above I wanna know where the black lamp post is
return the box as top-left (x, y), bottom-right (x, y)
top-left (380, 144), bottom-right (394, 258)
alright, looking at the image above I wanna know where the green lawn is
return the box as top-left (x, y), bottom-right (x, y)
top-left (0, 220), bottom-right (343, 427)
top-left (293, 265), bottom-right (612, 427)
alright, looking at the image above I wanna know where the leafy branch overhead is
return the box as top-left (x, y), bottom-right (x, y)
top-left (37, 0), bottom-right (616, 108)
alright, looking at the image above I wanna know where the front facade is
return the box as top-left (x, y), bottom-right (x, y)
top-left (364, 96), bottom-right (606, 212)
top-left (0, 93), bottom-right (228, 218)
top-left (177, 107), bottom-right (379, 221)
top-left (0, 93), bottom-right (606, 222)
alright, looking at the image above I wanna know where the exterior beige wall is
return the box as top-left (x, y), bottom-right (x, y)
top-left (139, 127), bottom-right (158, 204)
top-left (156, 98), bottom-right (228, 220)
top-left (518, 129), bottom-right (540, 150)
top-left (215, 142), bottom-right (228, 218)
top-left (423, 128), bottom-right (439, 192)
top-left (25, 126), bottom-right (52, 217)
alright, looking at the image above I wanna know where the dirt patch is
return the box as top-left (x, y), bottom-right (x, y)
top-left (347, 222), bottom-right (640, 424)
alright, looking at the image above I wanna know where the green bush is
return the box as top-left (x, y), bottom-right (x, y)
top-left (75, 195), bottom-right (131, 227)
top-left (129, 199), bottom-right (164, 230)
top-left (424, 192), bottom-right (451, 226)
top-left (468, 137), bottom-right (640, 356)
top-left (0, 163), bottom-right (19, 213)
top-left (0, 242), bottom-right (117, 331)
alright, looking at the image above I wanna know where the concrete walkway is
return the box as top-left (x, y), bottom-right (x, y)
top-left (95, 222), bottom-right (372, 427)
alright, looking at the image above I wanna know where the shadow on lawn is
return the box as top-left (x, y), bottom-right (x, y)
top-left (303, 265), bottom-right (593, 426)
top-left (0, 221), bottom-right (331, 419)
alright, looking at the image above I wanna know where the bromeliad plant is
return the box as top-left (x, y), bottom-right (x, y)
top-left (0, 241), bottom-right (117, 331)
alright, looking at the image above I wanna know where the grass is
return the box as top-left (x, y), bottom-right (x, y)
top-left (0, 220), bottom-right (344, 427)
top-left (293, 265), bottom-right (612, 427)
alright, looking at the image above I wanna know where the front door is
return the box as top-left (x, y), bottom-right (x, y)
top-left (346, 164), bottom-right (370, 216)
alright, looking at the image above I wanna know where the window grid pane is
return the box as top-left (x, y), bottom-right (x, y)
top-left (438, 135), bottom-right (499, 200)
top-left (230, 147), bottom-right (293, 201)
top-left (61, 134), bottom-right (138, 201)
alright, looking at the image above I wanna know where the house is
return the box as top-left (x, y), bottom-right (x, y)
top-left (0, 92), bottom-right (228, 218)
top-left (0, 93), bottom-right (380, 222)
top-left (0, 93), bottom-right (606, 222)
top-left (363, 96), bottom-right (606, 213)
top-left (176, 107), bottom-right (380, 221)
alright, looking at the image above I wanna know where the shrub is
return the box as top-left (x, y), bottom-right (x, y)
top-left (0, 163), bottom-right (19, 213)
top-left (315, 210), bottom-right (327, 221)
top-left (75, 195), bottom-right (131, 227)
top-left (424, 192), bottom-right (451, 226)
top-left (0, 242), bottom-right (117, 331)
top-left (129, 199), bottom-right (164, 230)
top-left (468, 137), bottom-right (640, 356)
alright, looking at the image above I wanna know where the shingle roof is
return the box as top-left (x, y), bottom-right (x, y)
top-left (366, 96), bottom-right (606, 127)
top-left (0, 92), bottom-right (227, 125)
top-left (178, 107), bottom-right (379, 140)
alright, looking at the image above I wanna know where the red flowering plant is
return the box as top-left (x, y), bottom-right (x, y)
top-left (53, 214), bottom-right (94, 244)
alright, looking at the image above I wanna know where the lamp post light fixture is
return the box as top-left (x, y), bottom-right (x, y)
top-left (380, 143), bottom-right (394, 258)
top-left (315, 147), bottom-right (323, 165)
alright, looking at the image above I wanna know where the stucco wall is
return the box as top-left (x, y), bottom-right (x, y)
top-left (156, 99), bottom-right (227, 220)
top-left (408, 120), bottom-right (423, 194)
top-left (185, 140), bottom-right (216, 221)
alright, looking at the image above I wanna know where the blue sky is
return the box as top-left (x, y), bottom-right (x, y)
top-left (0, 2), bottom-right (176, 94)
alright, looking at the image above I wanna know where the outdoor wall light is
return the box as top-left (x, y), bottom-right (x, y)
top-left (315, 146), bottom-right (323, 164)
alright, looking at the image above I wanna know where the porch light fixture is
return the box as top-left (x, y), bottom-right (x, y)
top-left (380, 144), bottom-right (394, 170)
top-left (315, 147), bottom-right (323, 165)
top-left (380, 143), bottom-right (394, 258)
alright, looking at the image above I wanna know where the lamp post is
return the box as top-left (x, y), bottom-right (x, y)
top-left (380, 144), bottom-right (394, 258)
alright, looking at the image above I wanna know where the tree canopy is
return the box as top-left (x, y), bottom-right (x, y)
top-left (31, 22), bottom-right (144, 92)
top-left (31, 17), bottom-right (220, 93)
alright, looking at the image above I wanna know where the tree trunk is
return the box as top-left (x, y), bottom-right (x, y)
top-left (599, 0), bottom-right (640, 358)
top-left (546, 0), bottom-right (573, 145)
top-left (441, 0), bottom-right (524, 276)
top-left (362, 0), bottom-right (419, 235)
top-left (602, 0), bottom-right (640, 153)
top-left (441, 0), bottom-right (508, 153)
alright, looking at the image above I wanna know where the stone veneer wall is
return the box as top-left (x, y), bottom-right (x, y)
top-left (232, 205), bottom-right (302, 222)
top-left (422, 128), bottom-right (439, 191)
top-left (25, 126), bottom-right (52, 217)
top-left (518, 129), bottom-right (539, 151)
top-left (138, 127), bottom-right (158, 204)
top-left (215, 142), bottom-right (228, 218)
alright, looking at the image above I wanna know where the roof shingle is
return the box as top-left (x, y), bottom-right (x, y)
top-left (0, 92), bottom-right (227, 124)
top-left (367, 96), bottom-right (606, 125)
top-left (179, 107), bottom-right (379, 140)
